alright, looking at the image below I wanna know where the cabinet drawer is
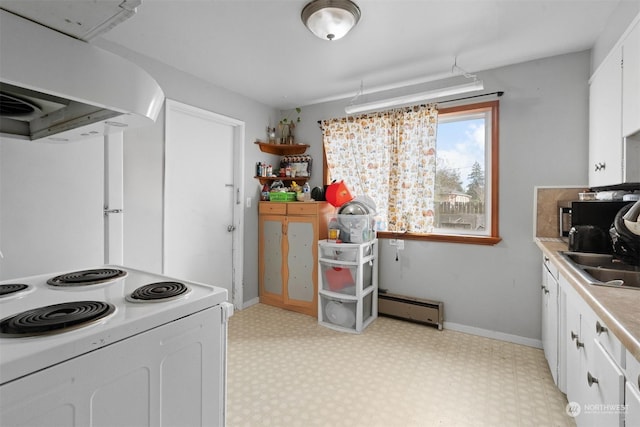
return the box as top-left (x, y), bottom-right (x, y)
top-left (259, 203), bottom-right (287, 215)
top-left (287, 203), bottom-right (317, 215)
top-left (588, 340), bottom-right (625, 427)
top-left (592, 316), bottom-right (625, 368)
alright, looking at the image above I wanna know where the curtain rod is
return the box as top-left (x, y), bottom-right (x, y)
top-left (317, 91), bottom-right (504, 124)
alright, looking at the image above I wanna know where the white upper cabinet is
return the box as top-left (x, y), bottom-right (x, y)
top-left (589, 14), bottom-right (640, 187)
top-left (589, 47), bottom-right (623, 187)
top-left (622, 20), bottom-right (640, 137)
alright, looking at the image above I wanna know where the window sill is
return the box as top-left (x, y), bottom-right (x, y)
top-left (376, 231), bottom-right (502, 246)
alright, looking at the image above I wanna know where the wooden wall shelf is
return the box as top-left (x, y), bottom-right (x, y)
top-left (255, 176), bottom-right (309, 185)
top-left (255, 141), bottom-right (309, 155)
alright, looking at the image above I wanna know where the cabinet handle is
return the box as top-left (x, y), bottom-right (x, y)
top-left (571, 331), bottom-right (578, 341)
top-left (595, 321), bottom-right (607, 335)
top-left (587, 372), bottom-right (599, 387)
top-left (576, 339), bottom-right (584, 349)
top-left (637, 374), bottom-right (640, 390)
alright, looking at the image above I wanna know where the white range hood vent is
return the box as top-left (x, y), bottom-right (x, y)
top-left (0, 9), bottom-right (164, 142)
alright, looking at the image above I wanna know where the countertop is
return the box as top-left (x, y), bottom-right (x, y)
top-left (536, 239), bottom-right (640, 362)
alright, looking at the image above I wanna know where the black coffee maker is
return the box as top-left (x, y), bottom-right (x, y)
top-left (568, 225), bottom-right (610, 253)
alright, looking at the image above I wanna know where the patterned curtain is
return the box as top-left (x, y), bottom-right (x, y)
top-left (322, 104), bottom-right (438, 233)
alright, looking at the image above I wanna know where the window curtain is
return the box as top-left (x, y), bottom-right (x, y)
top-left (322, 104), bottom-right (438, 233)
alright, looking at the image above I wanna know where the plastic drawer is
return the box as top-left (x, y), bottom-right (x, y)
top-left (319, 261), bottom-right (373, 295)
top-left (319, 243), bottom-right (373, 262)
top-left (320, 292), bottom-right (373, 332)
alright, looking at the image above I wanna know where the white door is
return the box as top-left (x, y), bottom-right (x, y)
top-left (164, 100), bottom-right (244, 306)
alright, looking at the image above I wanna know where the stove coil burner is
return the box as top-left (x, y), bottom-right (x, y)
top-left (0, 284), bottom-right (29, 298)
top-left (0, 301), bottom-right (115, 337)
top-left (47, 268), bottom-right (127, 287)
top-left (129, 282), bottom-right (189, 302)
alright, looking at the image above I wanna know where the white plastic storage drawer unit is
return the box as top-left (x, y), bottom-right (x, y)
top-left (317, 240), bottom-right (378, 333)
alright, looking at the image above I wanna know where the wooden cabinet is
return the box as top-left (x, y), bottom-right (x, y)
top-left (258, 201), bottom-right (334, 317)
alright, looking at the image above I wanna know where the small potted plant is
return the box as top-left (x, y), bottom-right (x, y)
top-left (279, 107), bottom-right (301, 144)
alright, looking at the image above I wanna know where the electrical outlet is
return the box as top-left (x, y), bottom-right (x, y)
top-left (246, 197), bottom-right (252, 208)
top-left (389, 239), bottom-right (404, 249)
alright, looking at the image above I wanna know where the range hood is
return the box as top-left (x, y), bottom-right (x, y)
top-left (0, 8), bottom-right (164, 142)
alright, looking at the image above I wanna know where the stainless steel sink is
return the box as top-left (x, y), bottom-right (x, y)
top-left (560, 251), bottom-right (640, 289)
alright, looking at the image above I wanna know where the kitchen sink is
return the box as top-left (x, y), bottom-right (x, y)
top-left (560, 251), bottom-right (640, 290)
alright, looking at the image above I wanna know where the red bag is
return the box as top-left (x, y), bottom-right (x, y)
top-left (325, 181), bottom-right (353, 207)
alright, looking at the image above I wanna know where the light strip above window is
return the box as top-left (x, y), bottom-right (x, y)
top-left (344, 80), bottom-right (484, 115)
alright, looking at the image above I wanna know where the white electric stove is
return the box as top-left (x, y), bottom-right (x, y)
top-left (0, 266), bottom-right (232, 426)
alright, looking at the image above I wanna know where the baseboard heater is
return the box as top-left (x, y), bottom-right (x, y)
top-left (378, 292), bottom-right (444, 330)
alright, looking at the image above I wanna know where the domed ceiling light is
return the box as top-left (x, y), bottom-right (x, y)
top-left (301, 0), bottom-right (361, 41)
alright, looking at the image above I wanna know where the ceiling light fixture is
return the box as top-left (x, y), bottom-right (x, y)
top-left (301, 0), bottom-right (361, 41)
top-left (344, 80), bottom-right (484, 115)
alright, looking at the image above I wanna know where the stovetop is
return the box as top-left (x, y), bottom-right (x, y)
top-left (0, 265), bottom-right (228, 385)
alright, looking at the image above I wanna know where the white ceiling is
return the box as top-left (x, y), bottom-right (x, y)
top-left (0, 0), bottom-right (626, 109)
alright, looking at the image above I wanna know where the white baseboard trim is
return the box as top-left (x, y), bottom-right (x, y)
top-left (444, 321), bottom-right (543, 349)
top-left (240, 297), bottom-right (260, 310)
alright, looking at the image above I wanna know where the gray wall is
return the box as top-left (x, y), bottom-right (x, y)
top-left (294, 51), bottom-right (590, 345)
top-left (96, 40), bottom-right (278, 303)
top-left (591, 1), bottom-right (640, 74)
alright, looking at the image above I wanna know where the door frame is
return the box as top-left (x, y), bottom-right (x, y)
top-left (164, 99), bottom-right (245, 309)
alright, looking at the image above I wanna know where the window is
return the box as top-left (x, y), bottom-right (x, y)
top-left (322, 100), bottom-right (500, 245)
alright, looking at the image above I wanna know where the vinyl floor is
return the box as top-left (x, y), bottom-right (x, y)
top-left (226, 303), bottom-right (575, 427)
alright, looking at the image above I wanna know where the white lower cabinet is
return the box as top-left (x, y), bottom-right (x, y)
top-left (542, 256), bottom-right (560, 386)
top-left (626, 352), bottom-right (640, 426)
top-left (560, 274), bottom-right (626, 426)
top-left (626, 380), bottom-right (640, 426)
top-left (586, 340), bottom-right (625, 427)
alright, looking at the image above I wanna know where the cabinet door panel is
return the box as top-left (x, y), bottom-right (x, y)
top-left (286, 219), bottom-right (316, 302)
top-left (565, 296), bottom-right (583, 407)
top-left (625, 381), bottom-right (640, 427)
top-left (586, 340), bottom-right (624, 427)
top-left (262, 218), bottom-right (284, 295)
top-left (543, 270), bottom-right (559, 386)
top-left (589, 48), bottom-right (623, 187)
top-left (623, 20), bottom-right (640, 137)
